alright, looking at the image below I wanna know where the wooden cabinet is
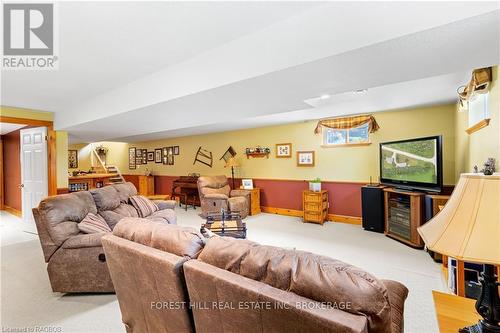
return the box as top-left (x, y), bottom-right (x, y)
top-left (383, 188), bottom-right (425, 248)
top-left (243, 188), bottom-right (261, 215)
top-left (302, 190), bottom-right (328, 224)
top-left (138, 175), bottom-right (154, 196)
top-left (68, 174), bottom-right (114, 192)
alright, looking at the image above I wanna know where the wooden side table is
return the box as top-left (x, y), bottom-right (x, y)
top-left (302, 190), bottom-right (328, 225)
top-left (138, 175), bottom-right (154, 196)
top-left (242, 188), bottom-right (261, 215)
top-left (432, 291), bottom-right (480, 333)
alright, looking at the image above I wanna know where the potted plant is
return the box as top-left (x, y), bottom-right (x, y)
top-left (309, 177), bottom-right (322, 192)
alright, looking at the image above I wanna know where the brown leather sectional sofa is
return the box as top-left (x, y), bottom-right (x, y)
top-left (32, 182), bottom-right (176, 293)
top-left (102, 218), bottom-right (409, 333)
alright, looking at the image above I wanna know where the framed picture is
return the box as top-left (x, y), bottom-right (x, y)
top-left (136, 157), bottom-right (142, 166)
top-left (129, 147), bottom-right (136, 169)
top-left (68, 150), bottom-right (78, 168)
top-left (142, 149), bottom-right (147, 164)
top-left (167, 146), bottom-right (174, 156)
top-left (168, 155), bottom-right (174, 165)
top-left (155, 148), bottom-right (162, 163)
top-left (242, 179), bottom-right (254, 190)
top-left (173, 146), bottom-right (180, 155)
top-left (147, 151), bottom-right (154, 162)
top-left (297, 151), bottom-right (315, 167)
top-left (162, 147), bottom-right (168, 157)
top-left (136, 149), bottom-right (142, 158)
top-left (276, 143), bottom-right (292, 158)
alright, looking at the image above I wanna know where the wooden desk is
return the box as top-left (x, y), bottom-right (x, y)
top-left (432, 291), bottom-right (480, 333)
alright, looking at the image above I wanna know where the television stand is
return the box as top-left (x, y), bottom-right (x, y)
top-left (383, 187), bottom-right (425, 248)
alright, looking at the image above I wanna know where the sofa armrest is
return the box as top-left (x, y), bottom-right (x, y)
top-left (204, 193), bottom-right (229, 200)
top-left (154, 200), bottom-right (176, 211)
top-left (62, 233), bottom-right (105, 249)
top-left (381, 279), bottom-right (408, 333)
top-left (230, 189), bottom-right (250, 199)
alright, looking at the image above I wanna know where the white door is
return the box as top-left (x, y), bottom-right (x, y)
top-left (20, 127), bottom-right (48, 225)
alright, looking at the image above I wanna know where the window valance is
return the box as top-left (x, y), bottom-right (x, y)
top-left (314, 115), bottom-right (379, 134)
top-left (458, 67), bottom-right (492, 110)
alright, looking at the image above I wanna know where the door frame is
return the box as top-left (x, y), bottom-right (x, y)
top-left (0, 116), bottom-right (57, 199)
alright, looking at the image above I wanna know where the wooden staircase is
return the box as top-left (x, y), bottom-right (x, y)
top-left (91, 146), bottom-right (125, 184)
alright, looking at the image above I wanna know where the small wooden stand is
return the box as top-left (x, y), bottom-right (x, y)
top-left (383, 187), bottom-right (425, 248)
top-left (138, 175), bottom-right (154, 196)
top-left (302, 190), bottom-right (328, 225)
top-left (242, 188), bottom-right (261, 215)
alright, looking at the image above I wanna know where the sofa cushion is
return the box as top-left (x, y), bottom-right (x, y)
top-left (78, 213), bottom-right (112, 234)
top-left (146, 209), bottom-right (177, 224)
top-left (198, 237), bottom-right (393, 333)
top-left (37, 191), bottom-right (97, 246)
top-left (129, 195), bottom-right (159, 218)
top-left (113, 217), bottom-right (204, 258)
top-left (99, 203), bottom-right (139, 230)
top-left (90, 186), bottom-right (121, 211)
top-left (112, 182), bottom-right (138, 203)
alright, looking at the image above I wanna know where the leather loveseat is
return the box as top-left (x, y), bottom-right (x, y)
top-left (32, 182), bottom-right (176, 293)
top-left (103, 217), bottom-right (408, 333)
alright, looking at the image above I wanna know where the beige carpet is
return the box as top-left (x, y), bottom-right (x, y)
top-left (1, 209), bottom-right (445, 333)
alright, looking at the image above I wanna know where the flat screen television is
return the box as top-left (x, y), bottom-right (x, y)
top-left (379, 135), bottom-right (443, 192)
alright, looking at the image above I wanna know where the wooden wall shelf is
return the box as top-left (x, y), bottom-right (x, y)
top-left (245, 152), bottom-right (270, 159)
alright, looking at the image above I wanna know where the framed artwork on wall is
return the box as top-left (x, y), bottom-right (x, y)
top-left (68, 150), bottom-right (78, 168)
top-left (167, 146), bottom-right (174, 156)
top-left (242, 179), bottom-right (254, 190)
top-left (147, 151), bottom-right (154, 162)
top-left (142, 149), bottom-right (147, 164)
top-left (155, 148), bottom-right (162, 163)
top-left (129, 147), bottom-right (136, 170)
top-left (297, 151), bottom-right (315, 167)
top-left (136, 149), bottom-right (142, 158)
top-left (136, 157), bottom-right (142, 166)
top-left (276, 143), bottom-right (292, 158)
top-left (173, 146), bottom-right (180, 155)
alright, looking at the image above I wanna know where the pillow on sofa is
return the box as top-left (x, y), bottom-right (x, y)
top-left (90, 186), bottom-right (121, 211)
top-left (129, 195), bottom-right (159, 218)
top-left (78, 213), bottom-right (112, 234)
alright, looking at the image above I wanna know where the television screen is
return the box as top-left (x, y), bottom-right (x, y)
top-left (380, 136), bottom-right (442, 192)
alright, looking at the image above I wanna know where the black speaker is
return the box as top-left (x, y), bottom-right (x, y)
top-left (361, 186), bottom-right (385, 233)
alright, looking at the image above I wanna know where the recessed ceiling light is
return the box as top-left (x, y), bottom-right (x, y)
top-left (353, 89), bottom-right (368, 94)
top-left (320, 94), bottom-right (331, 100)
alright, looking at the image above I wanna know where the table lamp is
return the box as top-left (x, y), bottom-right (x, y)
top-left (418, 173), bottom-right (500, 333)
top-left (225, 157), bottom-right (239, 189)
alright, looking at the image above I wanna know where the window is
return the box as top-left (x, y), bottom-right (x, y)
top-left (322, 123), bottom-right (370, 146)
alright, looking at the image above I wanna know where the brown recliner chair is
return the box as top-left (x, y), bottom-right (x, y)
top-left (32, 191), bottom-right (114, 293)
top-left (197, 175), bottom-right (250, 218)
top-left (102, 218), bottom-right (205, 333)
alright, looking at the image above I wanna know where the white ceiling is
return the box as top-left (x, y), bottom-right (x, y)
top-left (1, 1), bottom-right (499, 143)
top-left (0, 122), bottom-right (26, 135)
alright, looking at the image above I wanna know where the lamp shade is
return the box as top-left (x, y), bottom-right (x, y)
top-left (225, 157), bottom-right (239, 168)
top-left (418, 173), bottom-right (500, 265)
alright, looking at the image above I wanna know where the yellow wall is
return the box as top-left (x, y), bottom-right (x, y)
top-left (75, 104), bottom-right (457, 185)
top-left (0, 105), bottom-right (54, 121)
top-left (455, 66), bottom-right (500, 178)
top-left (68, 142), bottom-right (129, 173)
